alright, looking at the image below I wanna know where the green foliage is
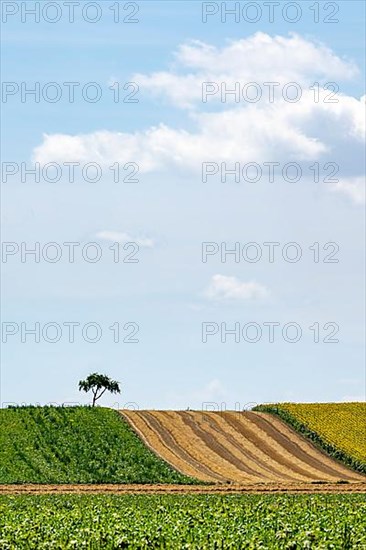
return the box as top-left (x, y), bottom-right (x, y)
top-left (78, 373), bottom-right (121, 406)
top-left (1, 494), bottom-right (365, 549)
top-left (0, 406), bottom-right (197, 484)
top-left (253, 403), bottom-right (366, 474)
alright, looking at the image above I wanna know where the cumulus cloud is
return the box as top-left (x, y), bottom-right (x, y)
top-left (204, 275), bottom-right (269, 302)
top-left (133, 33), bottom-right (358, 108)
top-left (96, 230), bottom-right (154, 248)
top-left (32, 33), bottom-right (365, 204)
top-left (33, 92), bottom-right (365, 173)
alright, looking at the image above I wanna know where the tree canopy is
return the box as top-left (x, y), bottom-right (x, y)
top-left (78, 373), bottom-right (121, 406)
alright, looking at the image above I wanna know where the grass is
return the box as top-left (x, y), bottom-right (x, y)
top-left (253, 402), bottom-right (366, 474)
top-left (0, 406), bottom-right (198, 484)
top-left (1, 493), bottom-right (365, 549)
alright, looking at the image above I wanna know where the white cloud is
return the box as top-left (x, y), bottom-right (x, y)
top-left (32, 34), bottom-right (365, 204)
top-left (328, 176), bottom-right (365, 205)
top-left (134, 33), bottom-right (358, 108)
top-left (96, 230), bottom-right (154, 248)
top-left (33, 92), bottom-right (364, 173)
top-left (204, 274), bottom-right (269, 302)
top-left (32, 130), bottom-right (166, 172)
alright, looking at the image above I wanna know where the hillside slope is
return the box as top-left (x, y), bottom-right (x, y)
top-left (253, 403), bottom-right (366, 473)
top-left (121, 410), bottom-right (365, 483)
top-left (0, 407), bottom-right (197, 484)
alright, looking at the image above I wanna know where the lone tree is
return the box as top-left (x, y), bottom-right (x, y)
top-left (78, 373), bottom-right (121, 406)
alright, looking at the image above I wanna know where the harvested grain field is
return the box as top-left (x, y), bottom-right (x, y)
top-left (121, 410), bottom-right (366, 484)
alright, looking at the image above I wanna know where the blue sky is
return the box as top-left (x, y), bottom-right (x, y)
top-left (1, 1), bottom-right (365, 408)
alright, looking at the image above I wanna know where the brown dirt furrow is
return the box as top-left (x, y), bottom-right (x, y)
top-left (185, 411), bottom-right (296, 482)
top-left (225, 412), bottom-right (349, 482)
top-left (197, 412), bottom-right (304, 483)
top-left (222, 412), bottom-right (329, 482)
top-left (178, 411), bottom-right (268, 482)
top-left (153, 411), bottom-right (257, 482)
top-left (249, 412), bottom-right (365, 482)
top-left (152, 411), bottom-right (251, 482)
top-left (121, 411), bottom-right (192, 476)
top-left (121, 410), bottom-right (183, 470)
top-left (121, 410), bottom-right (205, 479)
top-left (1, 483), bottom-right (366, 495)
top-left (244, 412), bottom-right (359, 481)
top-left (121, 411), bottom-right (217, 481)
top-left (141, 412), bottom-right (224, 482)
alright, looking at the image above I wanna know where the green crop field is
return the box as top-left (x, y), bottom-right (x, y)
top-left (1, 494), bottom-right (365, 549)
top-left (0, 406), bottom-right (196, 484)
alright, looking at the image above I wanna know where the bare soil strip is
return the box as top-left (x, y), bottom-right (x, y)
top-left (121, 411), bottom-right (366, 484)
top-left (1, 483), bottom-right (366, 495)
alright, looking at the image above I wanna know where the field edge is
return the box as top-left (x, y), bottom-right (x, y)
top-left (1, 481), bottom-right (366, 495)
